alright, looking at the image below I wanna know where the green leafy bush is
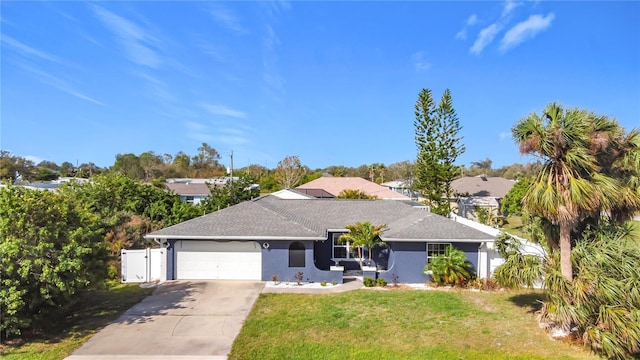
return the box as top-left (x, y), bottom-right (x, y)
top-left (424, 245), bottom-right (473, 286)
top-left (320, 280), bottom-right (327, 287)
top-left (376, 278), bottom-right (387, 287)
top-left (0, 186), bottom-right (109, 337)
top-left (363, 277), bottom-right (376, 287)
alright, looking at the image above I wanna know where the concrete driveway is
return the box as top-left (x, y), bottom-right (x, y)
top-left (66, 280), bottom-right (264, 360)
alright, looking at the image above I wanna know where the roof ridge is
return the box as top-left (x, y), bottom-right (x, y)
top-left (257, 198), bottom-right (326, 237)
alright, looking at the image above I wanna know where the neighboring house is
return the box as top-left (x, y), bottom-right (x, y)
top-left (144, 195), bottom-right (495, 284)
top-left (296, 176), bottom-right (411, 200)
top-left (451, 175), bottom-right (515, 220)
top-left (380, 180), bottom-right (420, 199)
top-left (165, 182), bottom-right (211, 205)
top-left (165, 177), bottom-right (259, 205)
top-left (0, 177), bottom-right (89, 192)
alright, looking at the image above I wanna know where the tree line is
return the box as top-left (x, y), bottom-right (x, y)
top-left (1, 149), bottom-right (542, 192)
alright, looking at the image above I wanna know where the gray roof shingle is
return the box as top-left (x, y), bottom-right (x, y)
top-left (145, 195), bottom-right (494, 242)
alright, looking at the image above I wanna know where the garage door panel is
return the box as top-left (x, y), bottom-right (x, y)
top-left (176, 241), bottom-right (262, 280)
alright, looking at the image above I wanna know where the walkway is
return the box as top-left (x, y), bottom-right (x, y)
top-left (261, 277), bottom-right (363, 294)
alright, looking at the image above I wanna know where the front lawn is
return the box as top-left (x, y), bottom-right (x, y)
top-left (230, 289), bottom-right (598, 360)
top-left (1, 284), bottom-right (155, 360)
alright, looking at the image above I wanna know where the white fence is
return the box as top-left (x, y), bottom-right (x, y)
top-left (121, 248), bottom-right (165, 283)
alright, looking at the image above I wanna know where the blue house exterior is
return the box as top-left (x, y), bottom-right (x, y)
top-left (146, 195), bottom-right (495, 284)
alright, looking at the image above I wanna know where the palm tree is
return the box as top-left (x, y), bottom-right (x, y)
top-left (340, 222), bottom-right (387, 268)
top-left (512, 103), bottom-right (640, 281)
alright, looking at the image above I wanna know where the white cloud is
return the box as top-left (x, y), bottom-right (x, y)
top-left (262, 24), bottom-right (286, 98)
top-left (411, 51), bottom-right (431, 72)
top-left (208, 4), bottom-right (247, 34)
top-left (500, 13), bottom-right (555, 53)
top-left (1, 35), bottom-right (68, 65)
top-left (455, 14), bottom-right (479, 40)
top-left (212, 135), bottom-right (249, 146)
top-left (16, 63), bottom-right (105, 106)
top-left (470, 23), bottom-right (502, 54)
top-left (202, 104), bottom-right (246, 118)
top-left (92, 6), bottom-right (162, 68)
top-left (467, 14), bottom-right (479, 26)
top-left (502, 0), bottom-right (523, 18)
top-left (455, 29), bottom-right (467, 41)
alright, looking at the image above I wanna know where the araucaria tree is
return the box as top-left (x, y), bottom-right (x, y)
top-left (512, 103), bottom-right (640, 281)
top-left (414, 88), bottom-right (465, 215)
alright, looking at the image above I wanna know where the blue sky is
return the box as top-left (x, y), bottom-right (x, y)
top-left (1, 1), bottom-right (639, 171)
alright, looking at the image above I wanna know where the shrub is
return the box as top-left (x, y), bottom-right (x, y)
top-left (363, 277), bottom-right (376, 287)
top-left (0, 187), bottom-right (108, 337)
top-left (320, 280), bottom-right (327, 287)
top-left (494, 254), bottom-right (543, 289)
top-left (376, 278), bottom-right (387, 287)
top-left (467, 277), bottom-right (500, 291)
top-left (391, 273), bottom-right (399, 287)
top-left (539, 224), bottom-right (640, 360)
top-left (331, 280), bottom-right (337, 286)
top-left (293, 271), bottom-right (304, 285)
top-left (424, 245), bottom-right (473, 286)
top-left (271, 275), bottom-right (279, 283)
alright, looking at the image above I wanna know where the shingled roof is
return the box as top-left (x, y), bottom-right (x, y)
top-left (296, 177), bottom-right (410, 200)
top-left (145, 195), bottom-right (494, 242)
top-left (451, 176), bottom-right (515, 198)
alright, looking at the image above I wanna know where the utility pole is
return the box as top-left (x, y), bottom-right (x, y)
top-left (230, 150), bottom-right (233, 186)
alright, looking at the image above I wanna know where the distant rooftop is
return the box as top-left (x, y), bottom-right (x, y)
top-left (296, 177), bottom-right (411, 200)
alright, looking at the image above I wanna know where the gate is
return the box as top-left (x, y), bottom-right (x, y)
top-left (121, 248), bottom-right (165, 283)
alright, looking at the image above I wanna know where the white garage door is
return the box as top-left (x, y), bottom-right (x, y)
top-left (176, 241), bottom-right (262, 280)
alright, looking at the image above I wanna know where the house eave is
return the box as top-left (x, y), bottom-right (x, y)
top-left (144, 234), bottom-right (326, 241)
top-left (382, 237), bottom-right (494, 243)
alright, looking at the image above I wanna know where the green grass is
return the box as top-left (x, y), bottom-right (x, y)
top-left (500, 215), bottom-right (530, 239)
top-left (1, 284), bottom-right (155, 360)
top-left (229, 289), bottom-right (598, 360)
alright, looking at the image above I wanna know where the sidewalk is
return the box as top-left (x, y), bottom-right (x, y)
top-left (261, 277), bottom-right (363, 294)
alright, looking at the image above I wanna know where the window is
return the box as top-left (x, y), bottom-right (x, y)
top-left (185, 196), bottom-right (195, 204)
top-left (289, 241), bottom-right (305, 267)
top-left (332, 233), bottom-right (363, 260)
top-left (427, 243), bottom-right (451, 265)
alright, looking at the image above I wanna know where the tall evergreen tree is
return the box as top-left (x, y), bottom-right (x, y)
top-left (413, 88), bottom-right (465, 215)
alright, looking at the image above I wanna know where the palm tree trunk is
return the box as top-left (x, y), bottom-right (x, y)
top-left (559, 223), bottom-right (573, 281)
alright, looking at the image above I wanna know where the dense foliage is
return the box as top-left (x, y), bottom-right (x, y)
top-left (507, 103), bottom-right (640, 358)
top-left (493, 233), bottom-right (543, 289)
top-left (540, 222), bottom-right (640, 359)
top-left (0, 174), bottom-right (207, 338)
top-left (200, 176), bottom-right (260, 212)
top-left (0, 186), bottom-right (108, 337)
top-left (500, 178), bottom-right (531, 216)
top-left (414, 88), bottom-right (465, 215)
top-left (512, 103), bottom-right (640, 281)
top-left (424, 245), bottom-right (473, 286)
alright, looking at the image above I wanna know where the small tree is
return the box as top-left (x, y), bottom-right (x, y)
top-left (424, 245), bottom-right (473, 286)
top-left (339, 222), bottom-right (387, 267)
top-left (275, 155), bottom-right (305, 189)
top-left (500, 178), bottom-right (532, 216)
